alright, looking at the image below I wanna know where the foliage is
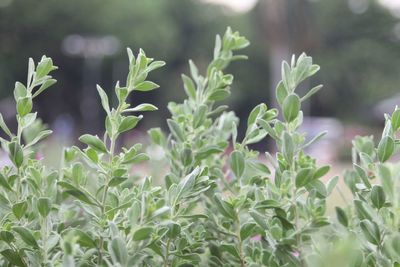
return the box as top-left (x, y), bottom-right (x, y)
top-left (0, 27), bottom-right (399, 267)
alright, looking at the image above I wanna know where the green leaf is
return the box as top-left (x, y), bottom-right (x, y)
top-left (109, 237), bottom-right (128, 265)
top-left (146, 60), bottom-right (166, 72)
top-left (26, 130), bottom-right (52, 147)
top-left (335, 207), bottom-right (348, 227)
top-left (32, 79), bottom-right (56, 98)
top-left (282, 94), bottom-right (300, 123)
top-left (360, 220), bottom-right (380, 245)
top-left (220, 243), bottom-right (240, 258)
top-left (196, 146), bottom-right (223, 160)
top-left (276, 81), bottom-right (287, 107)
top-left (189, 60), bottom-right (199, 80)
top-left (255, 199), bottom-right (281, 209)
top-left (0, 173), bottom-right (12, 191)
top-left (70, 229), bottom-right (97, 248)
top-left (17, 97), bottom-right (33, 117)
top-left (240, 222), bottom-right (257, 240)
top-left (229, 151), bottom-right (245, 178)
top-left (193, 104), bottom-right (208, 128)
top-left (96, 85), bottom-right (110, 114)
top-left (326, 176), bottom-right (339, 196)
top-left (377, 136), bottom-right (394, 162)
top-left (0, 231), bottom-right (14, 243)
top-left (281, 61), bottom-right (292, 91)
top-left (282, 131), bottom-right (294, 164)
top-left (135, 81), bottom-right (159, 91)
top-left (132, 226), bottom-right (153, 241)
top-left (13, 226), bottom-right (39, 248)
top-left (208, 89), bottom-right (230, 101)
top-left (36, 56), bottom-right (56, 78)
top-left (166, 221), bottom-right (181, 238)
top-left (58, 181), bottom-right (98, 206)
top-left (14, 82), bottom-right (27, 101)
top-left (182, 74), bottom-right (196, 99)
top-left (79, 134), bottom-right (107, 153)
top-left (213, 194), bottom-right (236, 220)
top-left (0, 249), bottom-right (27, 267)
top-left (295, 168), bottom-right (313, 188)
top-left (181, 147), bottom-right (193, 167)
top-left (0, 114), bottom-right (12, 137)
top-left (12, 201), bottom-right (27, 220)
top-left (300, 84), bottom-right (323, 102)
top-left (371, 185), bottom-right (386, 210)
top-left (85, 147), bottom-right (99, 163)
top-left (247, 103), bottom-right (266, 126)
top-left (249, 209), bottom-right (268, 230)
top-left (8, 141), bottom-right (24, 168)
top-left (148, 127), bottom-right (165, 146)
top-left (174, 167), bottom-right (199, 203)
top-left (108, 177), bottom-right (128, 187)
top-left (118, 115), bottom-right (142, 133)
top-left (37, 197), bottom-right (52, 217)
top-left (122, 153), bottom-right (149, 164)
top-left (167, 119), bottom-right (185, 142)
top-left (128, 103), bottom-right (158, 112)
top-left (392, 108), bottom-right (400, 131)
top-left (313, 165), bottom-right (330, 180)
top-left (378, 164), bottom-right (393, 200)
top-left (64, 189), bottom-right (97, 206)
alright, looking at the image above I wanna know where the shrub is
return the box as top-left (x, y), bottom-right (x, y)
top-left (0, 28), bottom-right (398, 267)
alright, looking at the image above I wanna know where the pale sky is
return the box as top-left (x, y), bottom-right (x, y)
top-left (204, 0), bottom-right (400, 14)
top-left (202, 0), bottom-right (258, 13)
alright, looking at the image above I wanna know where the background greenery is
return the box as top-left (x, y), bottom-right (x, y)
top-left (0, 0), bottom-right (399, 136)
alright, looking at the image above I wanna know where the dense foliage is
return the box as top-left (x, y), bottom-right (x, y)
top-left (0, 28), bottom-right (399, 267)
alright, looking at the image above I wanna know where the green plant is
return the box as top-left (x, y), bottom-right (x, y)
top-left (0, 27), bottom-right (398, 267)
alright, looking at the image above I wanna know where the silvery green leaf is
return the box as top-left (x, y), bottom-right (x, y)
top-left (229, 150), bottom-right (245, 178)
top-left (0, 114), bottom-right (12, 137)
top-left (134, 81), bottom-right (159, 91)
top-left (360, 220), bottom-right (380, 245)
top-left (391, 108), bottom-right (400, 131)
top-left (32, 78), bottom-right (56, 98)
top-left (167, 119), bottom-right (185, 142)
top-left (132, 226), bottom-right (153, 241)
top-left (282, 94), bottom-right (300, 123)
top-left (378, 136), bottom-right (394, 162)
top-left (37, 197), bottom-right (51, 217)
top-left (282, 131), bottom-right (294, 164)
top-left (371, 185), bottom-right (386, 210)
top-left (127, 103), bottom-right (158, 112)
top-left (300, 84), bottom-right (323, 102)
top-left (17, 97), bottom-right (32, 117)
top-left (13, 226), bottom-right (38, 248)
top-left (335, 207), bottom-right (348, 227)
top-left (96, 85), bottom-right (110, 115)
top-left (182, 74), bottom-right (196, 99)
top-left (118, 115), bottom-right (142, 133)
top-left (79, 134), bottom-right (107, 153)
top-left (109, 237), bottom-right (128, 266)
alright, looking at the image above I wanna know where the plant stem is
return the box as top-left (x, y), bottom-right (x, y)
top-left (98, 135), bottom-right (116, 265)
top-left (236, 213), bottom-right (246, 267)
top-left (41, 216), bottom-right (48, 263)
top-left (164, 238), bottom-right (171, 267)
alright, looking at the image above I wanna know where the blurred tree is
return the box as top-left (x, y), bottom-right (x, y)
top-left (0, 0), bottom-right (399, 137)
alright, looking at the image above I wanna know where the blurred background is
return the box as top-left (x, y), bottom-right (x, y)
top-left (0, 0), bottom-right (400, 165)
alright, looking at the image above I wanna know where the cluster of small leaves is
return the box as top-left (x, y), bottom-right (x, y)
top-left (0, 56), bottom-right (58, 266)
top-left (1, 28), bottom-right (400, 267)
top-left (148, 27), bottom-right (251, 266)
top-left (202, 54), bottom-right (338, 267)
top-left (58, 48), bottom-right (169, 266)
top-left (329, 107), bottom-right (400, 267)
